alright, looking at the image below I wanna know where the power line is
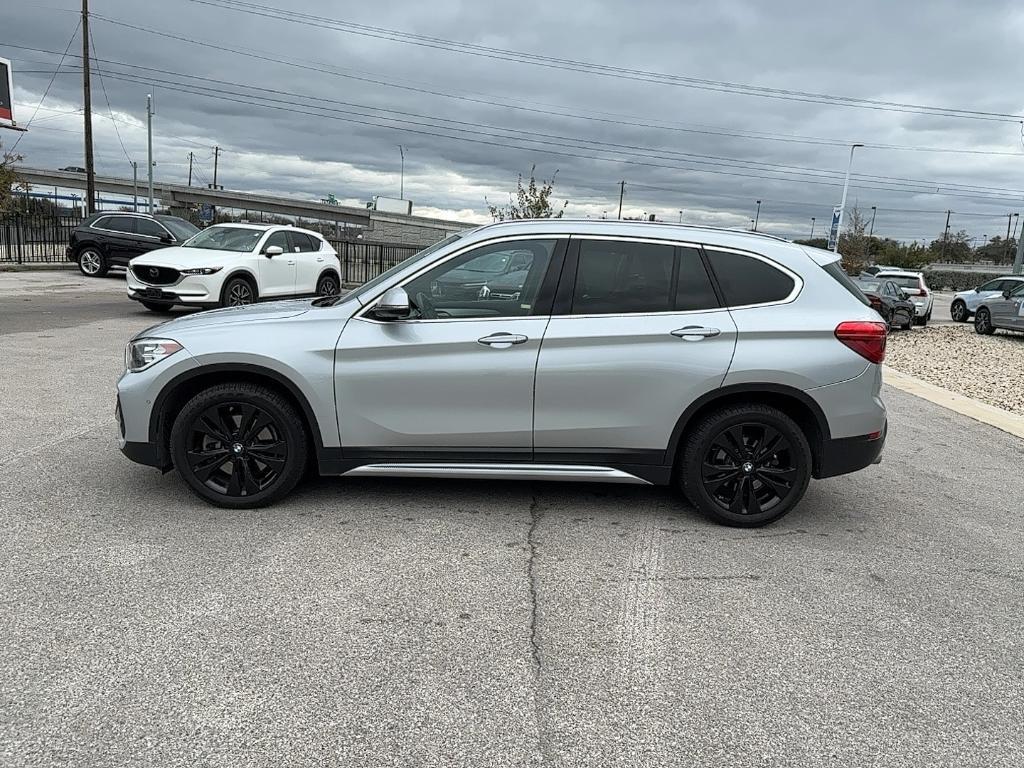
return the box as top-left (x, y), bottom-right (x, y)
top-left (11, 19), bottom-right (81, 151)
top-left (189, 0), bottom-right (1023, 123)
top-left (87, 26), bottom-right (132, 164)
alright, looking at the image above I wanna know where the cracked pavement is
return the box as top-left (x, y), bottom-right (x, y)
top-left (2, 273), bottom-right (1023, 766)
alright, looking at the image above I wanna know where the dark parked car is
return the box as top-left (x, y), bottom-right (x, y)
top-left (66, 212), bottom-right (200, 277)
top-left (855, 278), bottom-right (914, 330)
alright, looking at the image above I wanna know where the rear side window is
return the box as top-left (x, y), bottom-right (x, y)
top-left (675, 247), bottom-right (719, 311)
top-left (97, 216), bottom-right (136, 234)
top-left (706, 249), bottom-right (796, 306)
top-left (289, 232), bottom-right (317, 252)
top-left (572, 240), bottom-right (674, 314)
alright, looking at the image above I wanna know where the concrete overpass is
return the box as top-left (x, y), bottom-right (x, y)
top-left (14, 166), bottom-right (474, 247)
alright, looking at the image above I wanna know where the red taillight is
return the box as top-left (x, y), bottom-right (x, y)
top-left (835, 321), bottom-right (888, 364)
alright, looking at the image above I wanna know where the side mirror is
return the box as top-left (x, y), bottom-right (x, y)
top-left (159, 233), bottom-right (173, 244)
top-left (1003, 289), bottom-right (1013, 299)
top-left (264, 245), bottom-right (284, 257)
top-left (372, 286), bottom-right (411, 320)
top-left (974, 286), bottom-right (981, 292)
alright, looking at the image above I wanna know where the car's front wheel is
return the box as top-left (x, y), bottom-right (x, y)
top-left (679, 404), bottom-right (812, 527)
top-left (77, 247), bottom-right (107, 277)
top-left (221, 276), bottom-right (256, 307)
top-left (975, 307), bottom-right (996, 335)
top-left (169, 383), bottom-right (308, 508)
top-left (950, 300), bottom-right (969, 323)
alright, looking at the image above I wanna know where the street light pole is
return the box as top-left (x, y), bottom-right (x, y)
top-left (678, 210), bottom-right (683, 223)
top-left (146, 94), bottom-right (154, 213)
top-left (398, 144), bottom-right (404, 199)
top-left (753, 199), bottom-right (761, 232)
top-left (868, 206), bottom-right (877, 237)
top-left (810, 217), bottom-right (815, 239)
top-left (833, 143), bottom-right (864, 253)
top-left (131, 161), bottom-right (138, 212)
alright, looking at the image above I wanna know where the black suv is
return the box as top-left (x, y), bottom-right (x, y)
top-left (66, 213), bottom-right (199, 277)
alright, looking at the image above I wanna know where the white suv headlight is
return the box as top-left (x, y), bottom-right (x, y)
top-left (180, 267), bottom-right (222, 275)
top-left (125, 338), bottom-right (184, 372)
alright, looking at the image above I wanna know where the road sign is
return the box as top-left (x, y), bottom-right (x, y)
top-left (0, 57), bottom-right (16, 129)
top-left (827, 206), bottom-right (842, 250)
top-left (199, 203), bottom-right (215, 223)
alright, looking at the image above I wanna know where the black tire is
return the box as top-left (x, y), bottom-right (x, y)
top-left (77, 247), bottom-right (108, 277)
top-left (950, 300), bottom-right (969, 323)
top-left (900, 311), bottom-right (913, 331)
top-left (220, 275), bottom-right (257, 307)
top-left (169, 383), bottom-right (308, 509)
top-left (316, 272), bottom-right (340, 297)
top-left (975, 307), bottom-right (996, 335)
top-left (679, 404), bottom-right (812, 528)
top-left (140, 301), bottom-right (174, 313)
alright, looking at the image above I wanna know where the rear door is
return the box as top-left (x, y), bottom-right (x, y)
top-left (533, 237), bottom-right (737, 465)
top-left (96, 215), bottom-right (140, 265)
top-left (289, 231), bottom-right (323, 294)
top-left (257, 230), bottom-right (297, 296)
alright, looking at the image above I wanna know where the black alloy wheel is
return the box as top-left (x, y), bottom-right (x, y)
top-left (950, 300), bottom-right (968, 323)
top-left (170, 384), bottom-right (307, 508)
top-left (317, 273), bottom-right (340, 297)
top-left (222, 277), bottom-right (255, 307)
top-left (975, 307), bottom-right (995, 335)
top-left (681, 404), bottom-right (811, 527)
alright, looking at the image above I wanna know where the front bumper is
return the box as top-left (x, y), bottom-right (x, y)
top-left (126, 269), bottom-right (222, 306)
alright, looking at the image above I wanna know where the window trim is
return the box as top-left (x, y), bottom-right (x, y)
top-left (89, 214), bottom-right (173, 241)
top-left (354, 234), bottom-right (567, 324)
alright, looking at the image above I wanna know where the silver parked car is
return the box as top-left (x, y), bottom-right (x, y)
top-left (974, 281), bottom-right (1024, 335)
top-left (950, 276), bottom-right (1024, 323)
top-left (117, 220), bottom-right (888, 527)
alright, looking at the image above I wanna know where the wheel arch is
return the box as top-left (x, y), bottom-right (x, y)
top-left (148, 363), bottom-right (325, 470)
top-left (666, 383), bottom-right (831, 477)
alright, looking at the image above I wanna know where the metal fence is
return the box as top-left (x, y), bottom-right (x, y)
top-left (1, 213), bottom-right (422, 282)
top-left (0, 213), bottom-right (80, 264)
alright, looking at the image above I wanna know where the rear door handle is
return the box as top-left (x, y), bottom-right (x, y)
top-left (287, 260), bottom-right (296, 266)
top-left (671, 326), bottom-right (721, 340)
top-left (478, 333), bottom-right (528, 348)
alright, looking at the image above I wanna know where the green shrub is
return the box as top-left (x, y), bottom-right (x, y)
top-left (923, 269), bottom-right (1009, 291)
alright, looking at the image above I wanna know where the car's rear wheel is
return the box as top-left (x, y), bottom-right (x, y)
top-left (170, 383), bottom-right (308, 509)
top-left (975, 307), bottom-right (995, 335)
top-left (140, 301), bottom-right (174, 313)
top-left (679, 404), bottom-right (811, 527)
top-left (221, 276), bottom-right (256, 307)
top-left (77, 247), bottom-right (107, 277)
top-left (316, 272), bottom-right (340, 297)
top-left (950, 300), bottom-right (969, 323)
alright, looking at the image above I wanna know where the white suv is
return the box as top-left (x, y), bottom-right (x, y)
top-left (875, 270), bottom-right (933, 325)
top-left (125, 223), bottom-right (341, 311)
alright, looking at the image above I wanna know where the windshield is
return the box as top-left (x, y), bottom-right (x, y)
top-left (183, 226), bottom-right (267, 252)
top-left (460, 251), bottom-right (513, 273)
top-left (354, 233), bottom-right (464, 301)
top-left (157, 217), bottom-right (200, 241)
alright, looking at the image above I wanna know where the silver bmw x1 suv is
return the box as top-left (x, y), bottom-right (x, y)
top-left (117, 220), bottom-right (887, 527)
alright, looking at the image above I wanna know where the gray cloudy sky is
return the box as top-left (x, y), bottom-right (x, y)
top-left (5, 0), bottom-right (1024, 242)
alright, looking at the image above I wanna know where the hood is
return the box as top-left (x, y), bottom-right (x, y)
top-left (134, 299), bottom-right (314, 339)
top-left (130, 246), bottom-right (237, 269)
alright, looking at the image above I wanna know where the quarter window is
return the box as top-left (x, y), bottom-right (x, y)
top-left (402, 239), bottom-right (557, 319)
top-left (705, 249), bottom-right (795, 306)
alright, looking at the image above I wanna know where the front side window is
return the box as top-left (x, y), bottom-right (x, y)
top-left (978, 279), bottom-right (1003, 292)
top-left (184, 226), bottom-right (267, 252)
top-left (707, 249), bottom-right (796, 306)
top-left (402, 239), bottom-right (557, 319)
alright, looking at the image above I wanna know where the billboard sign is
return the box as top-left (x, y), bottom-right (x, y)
top-left (199, 203), bottom-right (215, 223)
top-left (0, 57), bottom-right (15, 128)
top-left (827, 205), bottom-right (842, 250)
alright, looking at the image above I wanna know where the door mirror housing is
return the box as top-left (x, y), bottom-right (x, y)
top-left (159, 233), bottom-right (173, 244)
top-left (1003, 289), bottom-right (1013, 299)
top-left (264, 245), bottom-right (284, 257)
top-left (372, 286), bottom-right (411, 320)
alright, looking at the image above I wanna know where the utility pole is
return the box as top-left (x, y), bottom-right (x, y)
top-left (833, 143), bottom-right (863, 253)
top-left (213, 145), bottom-right (220, 189)
top-left (398, 144), bottom-right (404, 199)
top-left (146, 94), bottom-right (154, 213)
top-left (81, 0), bottom-right (96, 214)
top-left (810, 217), bottom-right (815, 239)
top-left (753, 199), bottom-right (761, 231)
top-left (1006, 213), bottom-right (1014, 262)
top-left (188, 152), bottom-right (193, 187)
top-left (940, 209), bottom-right (951, 261)
top-left (1014, 228), bottom-right (1024, 275)
top-left (868, 206), bottom-right (877, 238)
top-left (617, 180), bottom-right (625, 219)
top-left (131, 160), bottom-right (138, 212)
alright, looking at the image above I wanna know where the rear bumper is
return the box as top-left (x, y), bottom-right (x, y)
top-left (815, 423), bottom-right (886, 479)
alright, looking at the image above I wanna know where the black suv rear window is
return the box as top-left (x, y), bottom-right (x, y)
top-left (705, 249), bottom-right (795, 306)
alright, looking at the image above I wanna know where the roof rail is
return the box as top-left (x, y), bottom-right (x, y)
top-left (480, 218), bottom-right (792, 243)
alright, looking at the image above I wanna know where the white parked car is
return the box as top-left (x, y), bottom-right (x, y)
top-left (125, 224), bottom-right (341, 312)
top-left (875, 270), bottom-right (933, 326)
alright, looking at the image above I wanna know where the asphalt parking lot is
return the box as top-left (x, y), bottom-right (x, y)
top-left (2, 273), bottom-right (1023, 767)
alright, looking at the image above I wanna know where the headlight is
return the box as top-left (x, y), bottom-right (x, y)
top-left (125, 338), bottom-right (184, 372)
top-left (180, 267), bottom-right (222, 275)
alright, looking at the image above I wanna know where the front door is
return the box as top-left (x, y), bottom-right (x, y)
top-left (534, 238), bottom-right (737, 464)
top-left (257, 230), bottom-right (296, 297)
top-left (335, 237), bottom-right (564, 457)
top-left (998, 284), bottom-right (1024, 330)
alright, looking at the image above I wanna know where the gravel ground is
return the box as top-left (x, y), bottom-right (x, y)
top-left (887, 323), bottom-right (1024, 415)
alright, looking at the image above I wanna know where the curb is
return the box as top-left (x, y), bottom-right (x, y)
top-left (0, 263), bottom-right (78, 272)
top-left (883, 366), bottom-right (1024, 440)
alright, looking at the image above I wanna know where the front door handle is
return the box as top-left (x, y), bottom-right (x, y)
top-left (478, 333), bottom-right (529, 348)
top-left (671, 326), bottom-right (721, 340)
